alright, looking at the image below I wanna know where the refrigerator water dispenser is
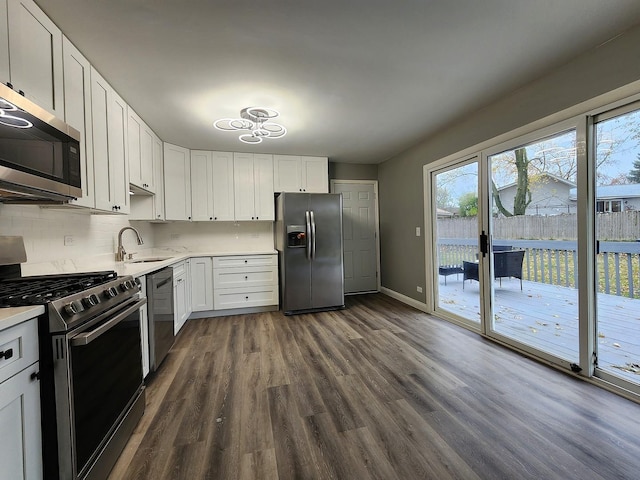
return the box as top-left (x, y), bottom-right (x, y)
top-left (286, 225), bottom-right (307, 247)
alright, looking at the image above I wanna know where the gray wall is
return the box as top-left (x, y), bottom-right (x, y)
top-left (378, 24), bottom-right (640, 303)
top-left (329, 161), bottom-right (378, 181)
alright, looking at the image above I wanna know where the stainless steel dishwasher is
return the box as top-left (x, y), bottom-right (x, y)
top-left (147, 267), bottom-right (175, 372)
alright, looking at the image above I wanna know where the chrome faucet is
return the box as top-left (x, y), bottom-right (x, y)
top-left (116, 226), bottom-right (144, 262)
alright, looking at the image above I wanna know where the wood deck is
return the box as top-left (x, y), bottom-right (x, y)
top-left (438, 275), bottom-right (640, 383)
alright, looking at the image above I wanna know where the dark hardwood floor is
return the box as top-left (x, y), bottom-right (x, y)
top-left (109, 293), bottom-right (640, 479)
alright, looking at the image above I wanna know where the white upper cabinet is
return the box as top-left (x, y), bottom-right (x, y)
top-left (128, 107), bottom-right (155, 192)
top-left (191, 150), bottom-right (237, 222)
top-left (62, 36), bottom-right (94, 208)
top-left (151, 135), bottom-right (165, 220)
top-left (301, 156), bottom-right (329, 193)
top-left (129, 132), bottom-right (165, 221)
top-left (107, 86), bottom-right (130, 214)
top-left (273, 155), bottom-right (328, 193)
top-left (273, 155), bottom-right (301, 192)
top-left (211, 151), bottom-right (235, 221)
top-left (0, 1), bottom-right (9, 86)
top-left (4, 0), bottom-right (64, 117)
top-left (233, 153), bottom-right (274, 221)
top-left (164, 143), bottom-right (192, 221)
top-left (190, 150), bottom-right (214, 221)
top-left (90, 67), bottom-right (129, 214)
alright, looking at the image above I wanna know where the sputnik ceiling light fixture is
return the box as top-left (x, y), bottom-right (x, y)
top-left (214, 107), bottom-right (286, 144)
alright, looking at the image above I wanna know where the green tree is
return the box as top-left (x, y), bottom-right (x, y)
top-left (627, 154), bottom-right (640, 183)
top-left (459, 193), bottom-right (478, 217)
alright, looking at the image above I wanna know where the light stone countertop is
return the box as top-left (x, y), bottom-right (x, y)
top-left (0, 305), bottom-right (44, 332)
top-left (1, 250), bottom-right (277, 332)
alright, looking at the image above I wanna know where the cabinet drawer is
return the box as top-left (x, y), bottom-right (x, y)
top-left (0, 319), bottom-right (39, 384)
top-left (213, 266), bottom-right (277, 289)
top-left (171, 261), bottom-right (186, 277)
top-left (213, 286), bottom-right (278, 310)
top-left (213, 255), bottom-right (277, 268)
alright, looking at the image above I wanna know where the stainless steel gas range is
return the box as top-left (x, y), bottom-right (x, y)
top-left (0, 259), bottom-right (146, 480)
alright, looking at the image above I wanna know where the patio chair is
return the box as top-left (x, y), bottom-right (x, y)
top-left (493, 249), bottom-right (525, 290)
top-left (462, 261), bottom-right (479, 289)
top-left (463, 249), bottom-right (525, 290)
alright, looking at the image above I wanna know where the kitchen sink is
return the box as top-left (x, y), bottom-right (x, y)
top-left (127, 256), bottom-right (173, 264)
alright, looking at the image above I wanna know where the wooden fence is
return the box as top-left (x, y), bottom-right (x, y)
top-left (437, 211), bottom-right (640, 241)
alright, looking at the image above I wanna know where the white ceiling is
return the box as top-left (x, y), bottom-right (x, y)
top-left (36, 0), bottom-right (640, 164)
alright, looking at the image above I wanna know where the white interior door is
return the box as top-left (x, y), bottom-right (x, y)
top-left (331, 180), bottom-right (380, 294)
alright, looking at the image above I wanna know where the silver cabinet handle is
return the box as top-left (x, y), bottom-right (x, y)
top-left (71, 298), bottom-right (146, 346)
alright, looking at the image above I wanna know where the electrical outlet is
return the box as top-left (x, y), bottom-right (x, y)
top-left (64, 235), bottom-right (75, 246)
top-left (415, 227), bottom-right (421, 237)
top-left (416, 286), bottom-right (423, 293)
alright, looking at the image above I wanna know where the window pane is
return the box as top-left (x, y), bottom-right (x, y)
top-left (594, 104), bottom-right (640, 386)
top-left (488, 129), bottom-right (579, 363)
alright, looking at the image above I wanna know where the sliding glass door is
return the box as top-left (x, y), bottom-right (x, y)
top-left (432, 158), bottom-right (481, 326)
top-left (426, 96), bottom-right (640, 396)
top-left (593, 102), bottom-right (640, 389)
top-left (486, 128), bottom-right (580, 364)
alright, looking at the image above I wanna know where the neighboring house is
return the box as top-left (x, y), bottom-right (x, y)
top-left (569, 183), bottom-right (640, 212)
top-left (436, 208), bottom-right (455, 218)
top-left (496, 174), bottom-right (576, 216)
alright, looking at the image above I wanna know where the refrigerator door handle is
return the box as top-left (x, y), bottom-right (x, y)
top-left (305, 210), bottom-right (312, 260)
top-left (310, 210), bottom-right (317, 259)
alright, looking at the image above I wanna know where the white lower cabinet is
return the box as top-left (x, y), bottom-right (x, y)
top-left (0, 318), bottom-right (42, 480)
top-left (172, 261), bottom-right (190, 334)
top-left (190, 257), bottom-right (213, 312)
top-left (213, 254), bottom-right (278, 310)
top-left (136, 276), bottom-right (150, 378)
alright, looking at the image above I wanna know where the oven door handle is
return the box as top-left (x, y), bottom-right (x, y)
top-left (70, 298), bottom-right (147, 346)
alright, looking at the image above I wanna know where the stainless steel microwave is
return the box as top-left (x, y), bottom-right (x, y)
top-left (0, 82), bottom-right (82, 204)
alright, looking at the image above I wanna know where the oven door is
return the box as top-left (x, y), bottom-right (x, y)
top-left (55, 297), bottom-right (146, 479)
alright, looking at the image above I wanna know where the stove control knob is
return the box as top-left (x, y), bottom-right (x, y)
top-left (120, 280), bottom-right (135, 291)
top-left (82, 294), bottom-right (100, 308)
top-left (104, 287), bottom-right (118, 299)
top-left (64, 300), bottom-right (84, 316)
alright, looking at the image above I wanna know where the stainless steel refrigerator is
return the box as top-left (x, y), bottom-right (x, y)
top-left (275, 192), bottom-right (345, 315)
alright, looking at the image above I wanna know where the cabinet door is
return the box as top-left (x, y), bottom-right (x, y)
top-left (211, 151), bottom-right (235, 221)
top-left (108, 89), bottom-right (130, 213)
top-left (190, 150), bottom-right (213, 221)
top-left (90, 68), bottom-right (112, 212)
top-left (301, 156), bottom-right (329, 193)
top-left (140, 125), bottom-right (154, 191)
top-left (128, 109), bottom-right (154, 192)
top-left (7, 0), bottom-right (63, 117)
top-left (254, 154), bottom-right (274, 221)
top-left (127, 108), bottom-right (143, 189)
top-left (273, 154), bottom-right (302, 192)
top-left (173, 272), bottom-right (187, 334)
top-left (233, 152), bottom-right (256, 221)
top-left (0, 363), bottom-right (43, 480)
top-left (152, 135), bottom-right (165, 220)
top-left (0, 0), bottom-right (8, 85)
top-left (190, 257), bottom-right (213, 311)
top-left (164, 143), bottom-right (192, 221)
top-left (63, 37), bottom-right (94, 208)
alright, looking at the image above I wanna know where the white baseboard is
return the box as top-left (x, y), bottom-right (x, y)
top-left (379, 287), bottom-right (428, 312)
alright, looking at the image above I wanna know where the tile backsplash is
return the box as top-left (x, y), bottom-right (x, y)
top-left (0, 204), bottom-right (274, 266)
top-left (0, 205), bottom-right (155, 264)
top-left (151, 220), bottom-right (274, 252)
